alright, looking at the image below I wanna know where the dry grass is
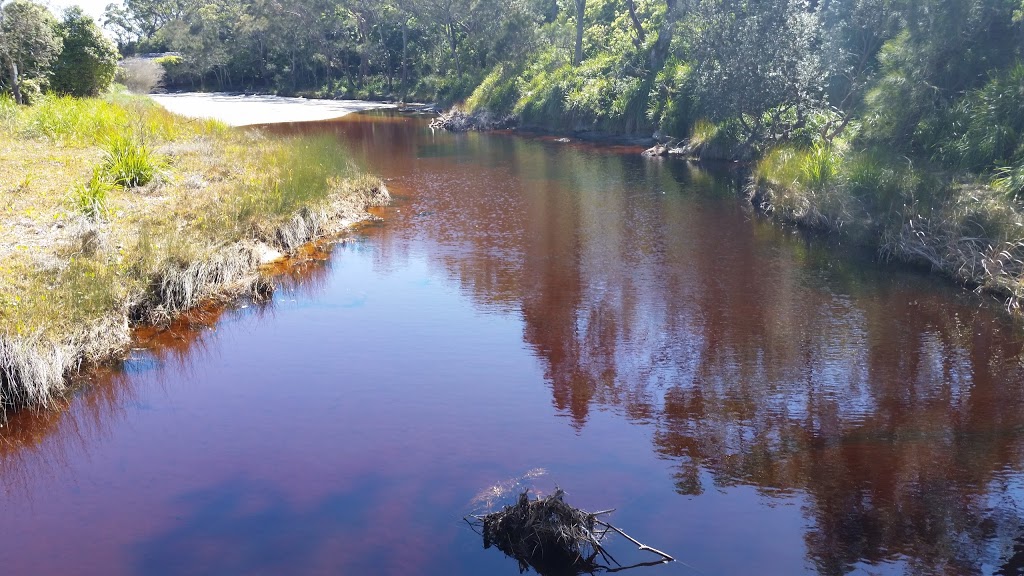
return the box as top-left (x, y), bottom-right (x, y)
top-left (881, 184), bottom-right (1024, 312)
top-left (0, 91), bottom-right (388, 415)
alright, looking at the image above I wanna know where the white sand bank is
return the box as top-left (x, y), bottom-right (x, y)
top-left (150, 93), bottom-right (394, 126)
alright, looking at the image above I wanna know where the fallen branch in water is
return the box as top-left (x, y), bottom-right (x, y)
top-left (466, 488), bottom-right (674, 574)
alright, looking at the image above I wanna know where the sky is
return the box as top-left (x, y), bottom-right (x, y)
top-left (45, 0), bottom-right (119, 21)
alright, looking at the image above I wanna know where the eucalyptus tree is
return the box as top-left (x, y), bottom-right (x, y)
top-left (0, 0), bottom-right (62, 104)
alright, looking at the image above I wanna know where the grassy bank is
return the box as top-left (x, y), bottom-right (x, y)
top-left (0, 92), bottom-right (389, 415)
top-left (749, 144), bottom-right (1024, 311)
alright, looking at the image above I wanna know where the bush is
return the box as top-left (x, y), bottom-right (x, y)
top-left (49, 8), bottom-right (120, 97)
top-left (117, 57), bottom-right (166, 94)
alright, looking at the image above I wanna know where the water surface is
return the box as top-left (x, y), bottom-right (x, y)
top-left (3, 112), bottom-right (1024, 575)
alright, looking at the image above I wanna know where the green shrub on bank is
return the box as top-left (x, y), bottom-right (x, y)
top-left (938, 62), bottom-right (1024, 173)
top-left (647, 59), bottom-right (695, 138)
top-left (466, 65), bottom-right (521, 116)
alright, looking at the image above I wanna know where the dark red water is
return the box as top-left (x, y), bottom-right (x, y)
top-left (4, 112), bottom-right (1024, 575)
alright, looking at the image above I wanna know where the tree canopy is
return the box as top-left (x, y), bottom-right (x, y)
top-left (0, 0), bottom-right (62, 103)
top-left (50, 7), bottom-right (120, 97)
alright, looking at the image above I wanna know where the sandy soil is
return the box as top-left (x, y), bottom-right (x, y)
top-left (150, 93), bottom-right (395, 126)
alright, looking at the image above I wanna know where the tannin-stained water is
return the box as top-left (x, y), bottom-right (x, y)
top-left (3, 111), bottom-right (1024, 575)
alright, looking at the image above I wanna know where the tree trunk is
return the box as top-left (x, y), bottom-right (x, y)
top-left (401, 19), bottom-right (409, 99)
top-left (7, 59), bottom-right (22, 105)
top-left (647, 0), bottom-right (676, 71)
top-left (626, 0), bottom-right (645, 48)
top-left (447, 19), bottom-right (461, 76)
top-left (573, 0), bottom-right (585, 66)
top-left (358, 15), bottom-right (369, 84)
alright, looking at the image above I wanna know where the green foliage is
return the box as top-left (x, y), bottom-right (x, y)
top-left (842, 149), bottom-right (920, 212)
top-left (466, 65), bottom-right (521, 115)
top-left (994, 161), bottom-right (1024, 199)
top-left (153, 55), bottom-right (182, 66)
top-left (49, 8), bottom-right (120, 97)
top-left (688, 0), bottom-right (821, 143)
top-left (937, 63), bottom-right (1024, 172)
top-left (234, 135), bottom-right (357, 223)
top-left (0, 0), bottom-right (62, 103)
top-left (434, 74), bottom-right (482, 107)
top-left (70, 167), bottom-right (114, 218)
top-left (755, 145), bottom-right (841, 194)
top-left (647, 59), bottom-right (693, 137)
top-left (101, 135), bottom-right (161, 188)
top-left (12, 92), bottom-right (221, 145)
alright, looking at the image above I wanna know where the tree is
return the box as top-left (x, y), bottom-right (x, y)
top-left (0, 0), bottom-right (62, 104)
top-left (688, 0), bottom-right (822, 145)
top-left (50, 7), bottom-right (120, 97)
top-left (572, 0), bottom-right (584, 65)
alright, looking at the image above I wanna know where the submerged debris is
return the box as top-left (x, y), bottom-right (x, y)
top-left (467, 488), bottom-right (674, 575)
top-left (429, 109), bottom-right (517, 132)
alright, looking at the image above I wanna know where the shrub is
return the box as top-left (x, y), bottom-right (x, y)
top-left (117, 57), bottom-right (166, 94)
top-left (49, 8), bottom-right (120, 97)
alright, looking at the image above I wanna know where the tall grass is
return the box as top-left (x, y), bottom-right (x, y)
top-left (11, 92), bottom-right (223, 145)
top-left (751, 144), bottom-right (852, 231)
top-left (102, 135), bottom-right (162, 188)
top-left (70, 168), bottom-right (114, 217)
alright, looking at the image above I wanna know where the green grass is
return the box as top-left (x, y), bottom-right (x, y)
top-left (70, 167), bottom-right (114, 218)
top-left (101, 135), bottom-right (162, 188)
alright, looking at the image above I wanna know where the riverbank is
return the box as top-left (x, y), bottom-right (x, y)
top-left (748, 145), bottom-right (1024, 312)
top-left (0, 92), bottom-right (389, 416)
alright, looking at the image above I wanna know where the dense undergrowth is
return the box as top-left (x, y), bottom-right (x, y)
top-left (0, 91), bottom-right (388, 413)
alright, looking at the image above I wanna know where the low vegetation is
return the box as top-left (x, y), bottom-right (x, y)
top-left (0, 91), bottom-right (388, 414)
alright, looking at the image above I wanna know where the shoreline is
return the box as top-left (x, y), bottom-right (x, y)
top-left (0, 179), bottom-right (390, 421)
top-left (434, 106), bottom-right (1024, 317)
top-left (0, 92), bottom-right (390, 418)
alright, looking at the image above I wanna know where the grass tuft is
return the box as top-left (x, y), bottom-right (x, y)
top-left (70, 168), bottom-right (115, 218)
top-left (101, 135), bottom-right (161, 188)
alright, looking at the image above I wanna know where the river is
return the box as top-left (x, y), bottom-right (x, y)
top-left (2, 108), bottom-right (1024, 575)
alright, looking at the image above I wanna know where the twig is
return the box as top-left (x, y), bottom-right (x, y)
top-left (594, 520), bottom-right (675, 562)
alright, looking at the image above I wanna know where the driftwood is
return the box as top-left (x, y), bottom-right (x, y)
top-left (466, 489), bottom-right (674, 575)
top-left (429, 109), bottom-right (517, 132)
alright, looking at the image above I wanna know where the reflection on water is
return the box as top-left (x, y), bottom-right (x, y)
top-left (4, 111), bottom-right (1024, 575)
